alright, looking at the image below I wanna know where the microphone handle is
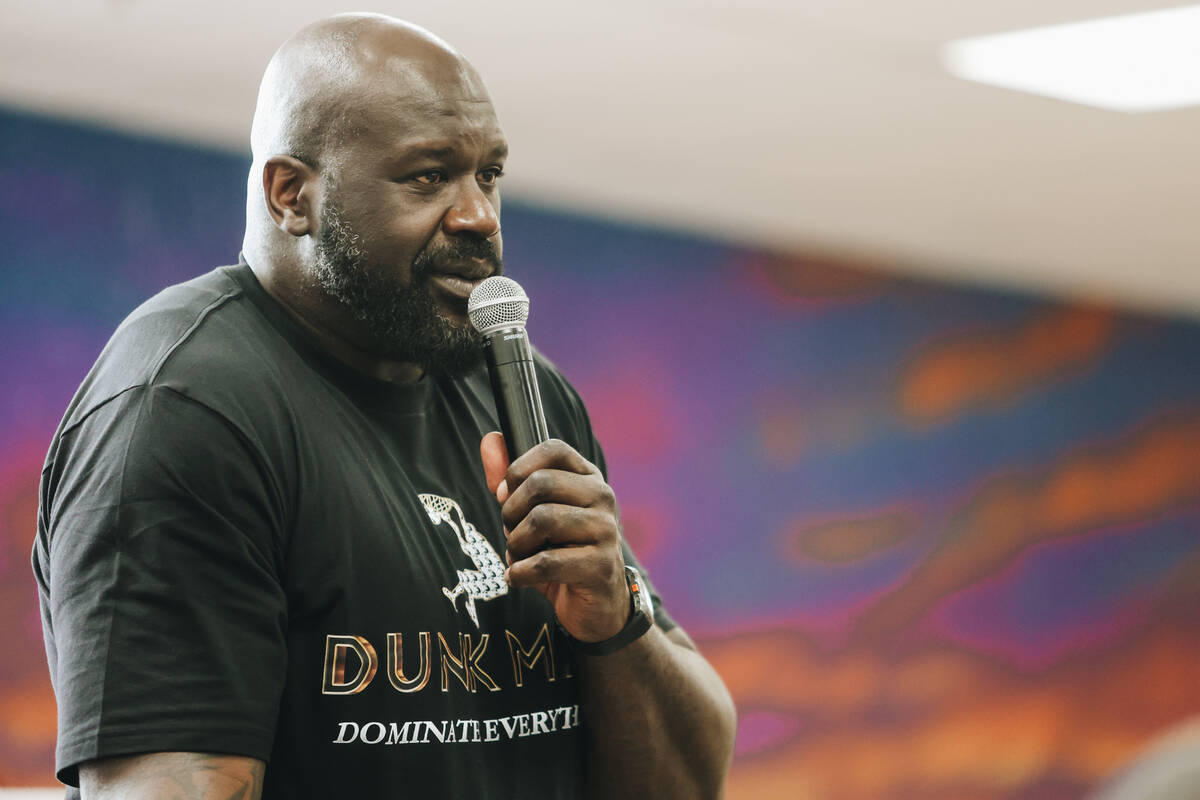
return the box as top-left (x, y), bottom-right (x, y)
top-left (482, 327), bottom-right (549, 462)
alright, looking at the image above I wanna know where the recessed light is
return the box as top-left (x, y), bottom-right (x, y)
top-left (942, 5), bottom-right (1200, 112)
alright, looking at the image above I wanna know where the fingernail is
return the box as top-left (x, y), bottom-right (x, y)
top-left (496, 479), bottom-right (509, 503)
top-left (503, 567), bottom-right (511, 585)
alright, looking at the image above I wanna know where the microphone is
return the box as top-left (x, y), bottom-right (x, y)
top-left (468, 276), bottom-right (549, 462)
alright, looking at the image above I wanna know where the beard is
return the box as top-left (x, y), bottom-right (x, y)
top-left (312, 203), bottom-right (502, 377)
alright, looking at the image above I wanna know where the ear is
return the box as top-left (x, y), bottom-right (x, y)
top-left (262, 156), bottom-right (317, 237)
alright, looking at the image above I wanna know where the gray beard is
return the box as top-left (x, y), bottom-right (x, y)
top-left (312, 204), bottom-right (499, 377)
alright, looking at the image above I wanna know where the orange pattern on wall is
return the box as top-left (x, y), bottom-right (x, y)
top-left (899, 307), bottom-right (1116, 424)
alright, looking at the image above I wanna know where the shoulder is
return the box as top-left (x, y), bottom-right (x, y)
top-left (532, 349), bottom-right (589, 422)
top-left (109, 265), bottom-right (250, 381)
top-left (530, 349), bottom-right (605, 468)
top-left (44, 265), bottom-right (305, 516)
top-left (532, 348), bottom-right (584, 406)
top-left (62, 265), bottom-right (291, 436)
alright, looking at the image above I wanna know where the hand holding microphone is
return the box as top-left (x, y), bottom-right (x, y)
top-left (470, 278), bottom-right (642, 648)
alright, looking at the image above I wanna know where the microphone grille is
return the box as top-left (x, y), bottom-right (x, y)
top-left (468, 276), bottom-right (530, 333)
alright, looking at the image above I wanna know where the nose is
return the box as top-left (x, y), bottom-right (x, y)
top-left (442, 179), bottom-right (501, 240)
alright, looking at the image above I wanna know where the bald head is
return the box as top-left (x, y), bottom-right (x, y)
top-left (242, 13), bottom-right (502, 269)
top-left (250, 14), bottom-right (482, 170)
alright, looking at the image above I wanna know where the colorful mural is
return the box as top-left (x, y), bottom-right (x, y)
top-left (2, 108), bottom-right (1199, 796)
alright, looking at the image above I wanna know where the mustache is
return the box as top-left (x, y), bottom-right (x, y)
top-left (412, 237), bottom-right (503, 280)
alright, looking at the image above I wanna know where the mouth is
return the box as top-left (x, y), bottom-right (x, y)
top-left (427, 264), bottom-right (494, 316)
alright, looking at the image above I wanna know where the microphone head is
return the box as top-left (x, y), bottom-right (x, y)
top-left (468, 276), bottom-right (530, 334)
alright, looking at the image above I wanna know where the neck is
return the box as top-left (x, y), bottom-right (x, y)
top-left (250, 256), bottom-right (425, 385)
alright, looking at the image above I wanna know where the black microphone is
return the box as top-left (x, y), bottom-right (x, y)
top-left (467, 276), bottom-right (549, 462)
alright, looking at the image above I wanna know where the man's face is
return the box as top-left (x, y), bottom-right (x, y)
top-left (310, 78), bottom-right (507, 375)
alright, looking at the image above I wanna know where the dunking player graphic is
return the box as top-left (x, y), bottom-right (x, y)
top-left (419, 493), bottom-right (508, 627)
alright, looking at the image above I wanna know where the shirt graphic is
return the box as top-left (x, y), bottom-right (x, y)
top-left (419, 493), bottom-right (508, 627)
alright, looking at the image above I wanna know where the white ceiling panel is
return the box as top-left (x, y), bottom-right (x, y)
top-left (1, 0), bottom-right (1196, 315)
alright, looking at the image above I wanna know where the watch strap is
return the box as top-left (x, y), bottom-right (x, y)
top-left (560, 566), bottom-right (653, 656)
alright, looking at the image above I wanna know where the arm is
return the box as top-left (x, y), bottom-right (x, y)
top-left (480, 435), bottom-right (737, 799)
top-left (38, 388), bottom-right (286, 788)
top-left (576, 624), bottom-right (737, 799)
top-left (80, 753), bottom-right (265, 800)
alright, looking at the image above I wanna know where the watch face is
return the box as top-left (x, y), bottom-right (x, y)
top-left (626, 566), bottom-right (653, 618)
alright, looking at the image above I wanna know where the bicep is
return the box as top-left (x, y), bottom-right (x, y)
top-left (664, 625), bottom-right (699, 653)
top-left (80, 752), bottom-right (265, 800)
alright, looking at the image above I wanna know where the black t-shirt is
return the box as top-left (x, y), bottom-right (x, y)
top-left (33, 261), bottom-right (673, 798)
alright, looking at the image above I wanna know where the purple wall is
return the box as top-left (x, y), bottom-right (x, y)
top-left (3, 108), bottom-right (1200, 797)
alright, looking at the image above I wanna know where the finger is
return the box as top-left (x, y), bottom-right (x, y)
top-left (479, 431), bottom-right (510, 500)
top-left (506, 544), bottom-right (623, 591)
top-left (505, 504), bottom-right (616, 561)
top-left (500, 469), bottom-right (615, 532)
top-left (505, 439), bottom-right (597, 495)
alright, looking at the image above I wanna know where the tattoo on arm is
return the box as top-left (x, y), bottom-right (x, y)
top-left (80, 752), bottom-right (266, 800)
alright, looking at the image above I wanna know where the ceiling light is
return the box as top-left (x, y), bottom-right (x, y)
top-left (942, 4), bottom-right (1200, 112)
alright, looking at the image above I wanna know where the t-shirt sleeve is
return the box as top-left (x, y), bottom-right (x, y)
top-left (533, 358), bottom-right (677, 633)
top-left (37, 384), bottom-right (289, 786)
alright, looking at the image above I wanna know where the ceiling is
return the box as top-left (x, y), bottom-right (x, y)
top-left (2, 0), bottom-right (1197, 316)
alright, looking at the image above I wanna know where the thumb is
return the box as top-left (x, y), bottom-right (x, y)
top-left (479, 431), bottom-right (510, 501)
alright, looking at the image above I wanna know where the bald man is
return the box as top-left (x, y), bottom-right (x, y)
top-left (33, 13), bottom-right (735, 800)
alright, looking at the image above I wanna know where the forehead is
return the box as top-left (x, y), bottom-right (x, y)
top-left (342, 101), bottom-right (504, 170)
top-left (351, 57), bottom-right (506, 157)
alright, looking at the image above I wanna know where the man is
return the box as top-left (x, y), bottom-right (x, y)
top-left (1089, 717), bottom-right (1200, 800)
top-left (33, 12), bottom-right (736, 800)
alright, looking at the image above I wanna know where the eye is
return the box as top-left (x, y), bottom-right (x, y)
top-left (478, 167), bottom-right (505, 185)
top-left (413, 170), bottom-right (445, 185)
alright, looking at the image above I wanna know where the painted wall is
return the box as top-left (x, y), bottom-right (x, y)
top-left (2, 108), bottom-right (1199, 798)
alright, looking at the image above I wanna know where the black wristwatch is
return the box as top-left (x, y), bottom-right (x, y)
top-left (560, 566), bottom-right (654, 656)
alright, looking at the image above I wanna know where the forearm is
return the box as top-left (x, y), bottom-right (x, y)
top-left (578, 625), bottom-right (737, 800)
top-left (80, 752), bottom-right (265, 800)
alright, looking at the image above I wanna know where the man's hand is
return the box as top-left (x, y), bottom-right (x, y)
top-left (479, 433), bottom-right (630, 642)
